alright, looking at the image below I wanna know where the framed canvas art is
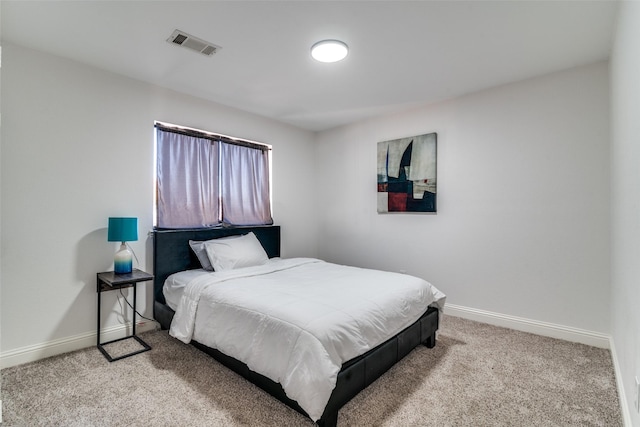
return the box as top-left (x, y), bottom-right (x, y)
top-left (377, 133), bottom-right (437, 213)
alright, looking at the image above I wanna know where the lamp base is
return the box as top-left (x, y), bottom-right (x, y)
top-left (114, 243), bottom-right (133, 274)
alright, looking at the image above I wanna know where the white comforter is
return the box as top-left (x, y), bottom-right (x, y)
top-left (169, 258), bottom-right (445, 421)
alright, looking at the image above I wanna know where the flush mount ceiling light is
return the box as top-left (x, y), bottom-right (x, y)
top-left (311, 40), bottom-right (348, 63)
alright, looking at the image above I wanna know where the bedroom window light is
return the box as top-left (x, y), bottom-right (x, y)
top-left (154, 122), bottom-right (273, 228)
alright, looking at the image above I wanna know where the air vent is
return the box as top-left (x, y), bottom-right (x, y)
top-left (167, 30), bottom-right (221, 57)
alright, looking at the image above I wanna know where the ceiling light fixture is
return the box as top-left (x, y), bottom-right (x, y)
top-left (311, 40), bottom-right (348, 63)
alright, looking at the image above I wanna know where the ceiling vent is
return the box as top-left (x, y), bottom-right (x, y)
top-left (167, 30), bottom-right (221, 57)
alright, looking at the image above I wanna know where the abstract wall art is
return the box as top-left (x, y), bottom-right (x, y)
top-left (377, 133), bottom-right (437, 213)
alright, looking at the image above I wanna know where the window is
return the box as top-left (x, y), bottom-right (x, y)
top-left (154, 122), bottom-right (272, 228)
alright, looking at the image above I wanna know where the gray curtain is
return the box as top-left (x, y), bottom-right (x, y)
top-left (220, 142), bottom-right (273, 226)
top-left (156, 129), bottom-right (220, 228)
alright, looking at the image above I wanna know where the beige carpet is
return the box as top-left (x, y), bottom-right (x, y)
top-left (1, 315), bottom-right (622, 426)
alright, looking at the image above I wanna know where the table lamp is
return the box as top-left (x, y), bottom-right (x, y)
top-left (108, 217), bottom-right (138, 274)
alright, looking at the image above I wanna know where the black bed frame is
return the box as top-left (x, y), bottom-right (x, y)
top-left (153, 225), bottom-right (439, 426)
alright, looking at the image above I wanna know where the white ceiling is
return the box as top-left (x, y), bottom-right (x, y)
top-left (1, 1), bottom-right (619, 132)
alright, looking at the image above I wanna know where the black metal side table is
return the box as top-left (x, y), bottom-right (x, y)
top-left (97, 269), bottom-right (154, 362)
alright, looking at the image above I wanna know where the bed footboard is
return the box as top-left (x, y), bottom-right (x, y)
top-left (318, 306), bottom-right (439, 426)
top-left (154, 301), bottom-right (175, 331)
top-left (154, 301), bottom-right (438, 427)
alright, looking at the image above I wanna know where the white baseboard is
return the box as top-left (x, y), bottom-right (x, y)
top-left (609, 337), bottom-right (633, 427)
top-left (0, 321), bottom-right (159, 369)
top-left (444, 304), bottom-right (610, 349)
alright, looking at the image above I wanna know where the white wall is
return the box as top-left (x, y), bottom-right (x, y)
top-left (315, 62), bottom-right (610, 334)
top-left (610, 1), bottom-right (640, 424)
top-left (0, 40), bottom-right (617, 375)
top-left (0, 43), bottom-right (318, 361)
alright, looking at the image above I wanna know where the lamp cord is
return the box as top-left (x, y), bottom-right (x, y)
top-left (114, 242), bottom-right (152, 322)
top-left (118, 288), bottom-right (155, 322)
top-left (126, 242), bottom-right (140, 267)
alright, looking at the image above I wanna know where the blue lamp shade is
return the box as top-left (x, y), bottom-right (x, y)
top-left (108, 217), bottom-right (138, 243)
top-left (108, 217), bottom-right (138, 274)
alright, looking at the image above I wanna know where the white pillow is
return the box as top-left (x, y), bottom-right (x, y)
top-left (204, 232), bottom-right (268, 271)
top-left (189, 235), bottom-right (245, 271)
top-left (189, 239), bottom-right (221, 271)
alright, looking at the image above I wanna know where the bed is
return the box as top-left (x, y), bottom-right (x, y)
top-left (153, 225), bottom-right (444, 426)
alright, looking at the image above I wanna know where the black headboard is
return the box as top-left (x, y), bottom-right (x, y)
top-left (152, 225), bottom-right (281, 305)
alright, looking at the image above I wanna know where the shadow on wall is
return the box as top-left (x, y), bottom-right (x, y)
top-left (76, 228), bottom-right (114, 283)
top-left (41, 228), bottom-right (119, 348)
top-left (60, 229), bottom-right (120, 339)
top-left (75, 227), bottom-right (144, 329)
top-left (45, 227), bottom-right (154, 352)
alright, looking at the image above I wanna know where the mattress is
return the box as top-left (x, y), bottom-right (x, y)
top-left (167, 257), bottom-right (445, 421)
